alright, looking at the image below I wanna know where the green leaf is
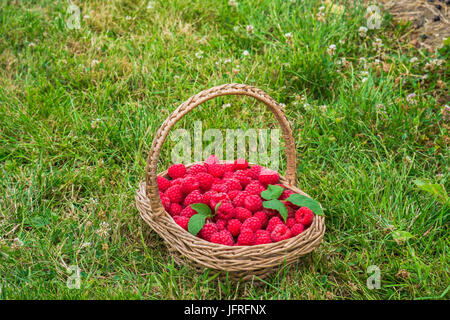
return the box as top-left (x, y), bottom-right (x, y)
top-left (190, 203), bottom-right (212, 217)
top-left (263, 199), bottom-right (288, 222)
top-left (392, 231), bottom-right (413, 245)
top-left (188, 214), bottom-right (207, 236)
top-left (214, 201), bottom-right (222, 213)
top-left (261, 184), bottom-right (284, 200)
top-left (286, 194), bottom-right (324, 216)
top-left (413, 179), bottom-right (448, 204)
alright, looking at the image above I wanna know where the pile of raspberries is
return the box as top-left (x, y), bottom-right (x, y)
top-left (157, 156), bottom-right (314, 246)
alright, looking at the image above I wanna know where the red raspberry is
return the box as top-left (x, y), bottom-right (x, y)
top-left (254, 230), bottom-right (272, 245)
top-left (263, 208), bottom-right (278, 218)
top-left (253, 211), bottom-right (268, 227)
top-left (202, 190), bottom-right (216, 206)
top-left (173, 216), bottom-right (189, 230)
top-left (223, 163), bottom-right (235, 172)
top-left (233, 170), bottom-right (251, 187)
top-left (224, 178), bottom-right (242, 191)
top-left (244, 194), bottom-right (263, 212)
top-left (286, 205), bottom-right (295, 218)
top-left (267, 216), bottom-right (283, 233)
top-left (210, 193), bottom-right (230, 210)
top-left (235, 207), bottom-right (252, 222)
top-left (165, 185), bottom-right (183, 203)
top-left (196, 172), bottom-right (214, 191)
top-left (286, 217), bottom-right (296, 228)
top-left (210, 230), bottom-right (234, 246)
top-left (180, 206), bottom-right (197, 219)
top-left (279, 189), bottom-right (295, 200)
top-left (204, 154), bottom-right (219, 165)
top-left (271, 224), bottom-right (292, 242)
top-left (208, 163), bottom-right (225, 178)
top-left (234, 158), bottom-right (248, 170)
top-left (187, 164), bottom-right (207, 175)
top-left (223, 171), bottom-right (234, 179)
top-left (168, 164), bottom-right (186, 179)
top-left (295, 207), bottom-right (314, 226)
top-left (241, 217), bottom-right (262, 232)
top-left (181, 176), bottom-right (200, 194)
top-left (227, 219), bottom-right (242, 237)
top-left (291, 223), bottom-right (304, 236)
top-left (237, 228), bottom-right (255, 246)
top-left (198, 223), bottom-right (219, 241)
top-left (160, 195), bottom-right (171, 212)
top-left (232, 191), bottom-right (250, 207)
top-left (157, 176), bottom-right (170, 192)
top-left (227, 190), bottom-right (240, 200)
top-left (215, 219), bottom-right (228, 231)
top-left (211, 183), bottom-right (228, 193)
top-left (169, 178), bottom-right (183, 187)
top-left (168, 203), bottom-right (183, 216)
top-left (248, 165), bottom-right (262, 180)
top-left (258, 168), bottom-right (280, 185)
top-left (183, 190), bottom-right (203, 206)
top-left (216, 201), bottom-right (235, 220)
top-left (245, 181), bottom-right (266, 195)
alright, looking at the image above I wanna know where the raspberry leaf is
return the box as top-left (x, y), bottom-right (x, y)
top-left (261, 184), bottom-right (284, 200)
top-left (188, 214), bottom-right (207, 236)
top-left (286, 194), bottom-right (324, 216)
top-left (190, 203), bottom-right (212, 217)
top-left (263, 199), bottom-right (288, 222)
top-left (214, 201), bottom-right (222, 213)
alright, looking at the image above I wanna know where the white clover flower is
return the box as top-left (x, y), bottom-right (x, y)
top-left (373, 38), bottom-right (383, 49)
top-left (410, 57), bottom-right (418, 63)
top-left (319, 6), bottom-right (325, 11)
top-left (327, 44), bottom-right (337, 55)
top-left (228, 0), bottom-right (238, 7)
top-left (146, 1), bottom-right (155, 9)
top-left (246, 25), bottom-right (254, 34)
top-left (195, 51), bottom-right (203, 59)
top-left (90, 59), bottom-right (100, 67)
top-left (83, 15), bottom-right (90, 20)
top-left (284, 32), bottom-right (293, 42)
top-left (361, 77), bottom-right (368, 83)
top-left (319, 105), bottom-right (328, 112)
top-left (279, 103), bottom-right (286, 110)
top-left (223, 58), bottom-right (232, 64)
top-left (233, 25), bottom-right (239, 32)
top-left (96, 222), bottom-right (111, 238)
top-left (222, 103), bottom-right (231, 109)
top-left (358, 26), bottom-right (368, 38)
top-left (242, 50), bottom-right (250, 57)
top-left (406, 93), bottom-right (417, 105)
top-left (361, 71), bottom-right (369, 77)
top-left (125, 16), bottom-right (132, 21)
top-left (28, 42), bottom-right (36, 48)
top-left (339, 39), bottom-right (345, 44)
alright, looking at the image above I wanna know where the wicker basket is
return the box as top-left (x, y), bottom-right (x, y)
top-left (135, 83), bottom-right (326, 280)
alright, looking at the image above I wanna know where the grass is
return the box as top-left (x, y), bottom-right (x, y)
top-left (0, 0), bottom-right (448, 299)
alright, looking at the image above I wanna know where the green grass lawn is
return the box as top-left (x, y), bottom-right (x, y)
top-left (0, 0), bottom-right (448, 299)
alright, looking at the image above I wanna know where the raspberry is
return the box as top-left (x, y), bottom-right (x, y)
top-left (173, 216), bottom-right (189, 230)
top-left (201, 190), bottom-right (216, 206)
top-left (267, 216), bottom-right (283, 233)
top-left (279, 189), bottom-right (295, 200)
top-left (216, 201), bottom-right (235, 220)
top-left (286, 205), bottom-right (295, 218)
top-left (180, 206), bottom-right (197, 219)
top-left (181, 176), bottom-right (200, 194)
top-left (211, 183), bottom-right (228, 193)
top-left (168, 164), bottom-right (186, 179)
top-left (286, 217), bottom-right (296, 228)
top-left (232, 191), bottom-right (250, 207)
top-left (196, 172), bottom-right (214, 191)
top-left (295, 207), bottom-right (314, 226)
top-left (168, 203), bottom-right (183, 216)
top-left (165, 185), bottom-right (183, 203)
top-left (187, 164), bottom-right (207, 176)
top-left (207, 163), bottom-right (225, 178)
top-left (271, 224), bottom-right (292, 242)
top-left (223, 171), bottom-right (234, 179)
top-left (223, 163), bottom-right (235, 172)
top-left (241, 217), bottom-right (262, 232)
top-left (198, 223), bottom-right (219, 241)
top-left (244, 194), bottom-right (263, 212)
top-left (248, 165), bottom-right (262, 180)
top-left (227, 219), bottom-right (242, 237)
top-left (237, 228), bottom-right (255, 245)
top-left (245, 181), bottom-right (266, 195)
top-left (233, 170), bottom-right (251, 187)
top-left (253, 211), bottom-right (268, 227)
top-left (291, 223), bottom-right (304, 236)
top-left (160, 195), bottom-right (171, 212)
top-left (234, 158), bottom-right (248, 170)
top-left (215, 219), bottom-right (228, 231)
top-left (183, 190), bottom-right (203, 206)
top-left (210, 193), bottom-right (230, 210)
top-left (254, 230), bottom-right (272, 245)
top-left (204, 154), bottom-right (219, 165)
top-left (235, 207), bottom-right (252, 222)
top-left (210, 230), bottom-right (234, 246)
top-left (157, 176), bottom-right (170, 192)
top-left (227, 190), bottom-right (240, 200)
top-left (169, 178), bottom-right (183, 187)
top-left (224, 178), bottom-right (242, 191)
top-left (258, 168), bottom-right (280, 185)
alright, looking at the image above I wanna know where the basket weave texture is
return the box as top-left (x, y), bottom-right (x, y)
top-left (135, 83), bottom-right (326, 280)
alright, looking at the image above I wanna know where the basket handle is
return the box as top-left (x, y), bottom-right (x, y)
top-left (145, 83), bottom-right (298, 217)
